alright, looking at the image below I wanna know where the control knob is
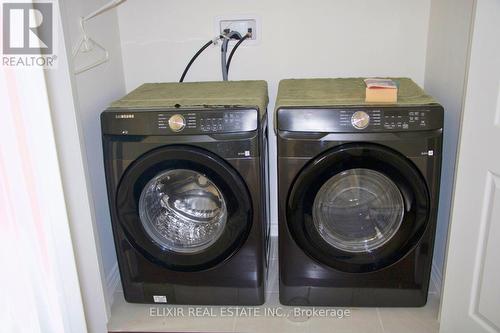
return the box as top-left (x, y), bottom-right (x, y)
top-left (351, 111), bottom-right (370, 129)
top-left (168, 114), bottom-right (186, 132)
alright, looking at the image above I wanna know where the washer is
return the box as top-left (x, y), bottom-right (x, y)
top-left (102, 81), bottom-right (270, 305)
top-left (276, 78), bottom-right (443, 307)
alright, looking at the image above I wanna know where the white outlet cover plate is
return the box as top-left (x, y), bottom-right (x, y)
top-left (214, 14), bottom-right (261, 46)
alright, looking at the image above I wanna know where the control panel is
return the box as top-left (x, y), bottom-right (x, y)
top-left (102, 108), bottom-right (258, 135)
top-left (277, 106), bottom-right (444, 133)
top-left (339, 109), bottom-right (431, 130)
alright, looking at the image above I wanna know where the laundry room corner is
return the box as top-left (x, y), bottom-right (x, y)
top-left (46, 0), bottom-right (128, 328)
top-left (56, 0), bottom-right (439, 322)
top-left (36, 0), bottom-right (488, 332)
top-left (59, 0), bottom-right (127, 290)
top-left (423, 0), bottom-right (475, 300)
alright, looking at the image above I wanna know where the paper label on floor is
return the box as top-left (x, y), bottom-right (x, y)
top-left (153, 295), bottom-right (167, 303)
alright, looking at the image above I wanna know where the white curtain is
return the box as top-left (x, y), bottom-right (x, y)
top-left (0, 45), bottom-right (87, 333)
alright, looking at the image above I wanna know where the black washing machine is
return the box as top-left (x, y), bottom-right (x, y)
top-left (276, 78), bottom-right (443, 307)
top-left (101, 81), bottom-right (270, 305)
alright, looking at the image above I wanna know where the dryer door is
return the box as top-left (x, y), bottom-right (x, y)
top-left (116, 145), bottom-right (252, 271)
top-left (287, 143), bottom-right (430, 273)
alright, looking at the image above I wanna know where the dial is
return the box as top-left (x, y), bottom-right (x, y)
top-left (168, 114), bottom-right (186, 132)
top-left (351, 111), bottom-right (370, 129)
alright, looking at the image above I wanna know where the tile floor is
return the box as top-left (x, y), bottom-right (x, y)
top-left (108, 238), bottom-right (440, 333)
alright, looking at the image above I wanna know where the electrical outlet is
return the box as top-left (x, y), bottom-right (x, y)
top-left (215, 15), bottom-right (260, 45)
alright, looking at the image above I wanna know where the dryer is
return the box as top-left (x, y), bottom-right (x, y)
top-left (101, 81), bottom-right (270, 305)
top-left (276, 78), bottom-right (443, 307)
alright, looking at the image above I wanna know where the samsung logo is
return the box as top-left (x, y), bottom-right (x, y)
top-left (115, 114), bottom-right (134, 119)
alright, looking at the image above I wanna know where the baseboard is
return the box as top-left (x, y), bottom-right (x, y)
top-left (106, 263), bottom-right (121, 309)
top-left (429, 262), bottom-right (443, 298)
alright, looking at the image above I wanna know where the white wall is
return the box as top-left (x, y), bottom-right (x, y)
top-left (116, 0), bottom-right (432, 234)
top-left (45, 1), bottom-right (118, 330)
top-left (424, 0), bottom-right (475, 295)
top-left (60, 0), bottom-right (126, 308)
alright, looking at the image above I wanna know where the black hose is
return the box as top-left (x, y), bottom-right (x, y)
top-left (221, 31), bottom-right (242, 81)
top-left (179, 39), bottom-right (214, 83)
top-left (226, 33), bottom-right (250, 74)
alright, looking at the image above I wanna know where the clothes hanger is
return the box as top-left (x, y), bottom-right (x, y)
top-left (72, 0), bottom-right (126, 75)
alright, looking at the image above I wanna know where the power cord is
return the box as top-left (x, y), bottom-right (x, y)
top-left (179, 36), bottom-right (221, 83)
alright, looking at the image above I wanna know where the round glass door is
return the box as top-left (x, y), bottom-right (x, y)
top-left (139, 169), bottom-right (227, 253)
top-left (116, 145), bottom-right (252, 271)
top-left (312, 168), bottom-right (404, 253)
top-left (286, 143), bottom-right (430, 273)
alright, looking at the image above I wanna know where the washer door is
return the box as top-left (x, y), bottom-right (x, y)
top-left (287, 143), bottom-right (430, 273)
top-left (116, 145), bottom-right (252, 271)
